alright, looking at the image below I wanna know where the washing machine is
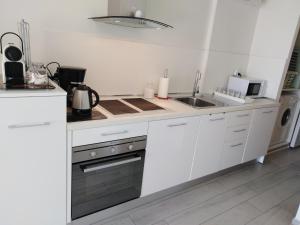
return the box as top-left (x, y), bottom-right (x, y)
top-left (270, 94), bottom-right (300, 148)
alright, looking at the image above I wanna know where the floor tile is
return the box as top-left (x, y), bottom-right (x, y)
top-left (267, 149), bottom-right (300, 168)
top-left (130, 181), bottom-right (225, 225)
top-left (280, 192), bottom-right (300, 215)
top-left (215, 162), bottom-right (280, 191)
top-left (246, 193), bottom-right (300, 225)
top-left (151, 221), bottom-right (169, 225)
top-left (245, 165), bottom-right (300, 194)
top-left (246, 206), bottom-right (294, 225)
top-left (200, 202), bottom-right (261, 225)
top-left (93, 217), bottom-right (135, 225)
top-left (165, 185), bottom-right (256, 225)
top-left (248, 175), bottom-right (300, 212)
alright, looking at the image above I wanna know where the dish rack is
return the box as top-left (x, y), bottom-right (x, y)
top-left (214, 91), bottom-right (255, 104)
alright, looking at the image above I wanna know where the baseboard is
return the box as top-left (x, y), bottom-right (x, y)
top-left (268, 143), bottom-right (289, 153)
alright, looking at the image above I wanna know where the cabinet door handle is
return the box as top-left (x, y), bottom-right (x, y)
top-left (230, 143), bottom-right (243, 148)
top-left (263, 110), bottom-right (273, 114)
top-left (233, 129), bottom-right (247, 133)
top-left (101, 130), bottom-right (129, 136)
top-left (237, 114), bottom-right (250, 118)
top-left (210, 118), bottom-right (225, 122)
top-left (8, 122), bottom-right (51, 129)
top-left (168, 123), bottom-right (187, 128)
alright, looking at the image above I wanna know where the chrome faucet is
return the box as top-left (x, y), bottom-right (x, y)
top-left (192, 70), bottom-right (201, 98)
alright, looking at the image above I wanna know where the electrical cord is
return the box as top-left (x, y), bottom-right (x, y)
top-left (45, 61), bottom-right (61, 77)
top-left (45, 61), bottom-right (61, 84)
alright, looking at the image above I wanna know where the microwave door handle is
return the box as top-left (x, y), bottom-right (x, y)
top-left (82, 157), bottom-right (142, 173)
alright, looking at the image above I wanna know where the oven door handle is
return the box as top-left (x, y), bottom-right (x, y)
top-left (82, 157), bottom-right (142, 173)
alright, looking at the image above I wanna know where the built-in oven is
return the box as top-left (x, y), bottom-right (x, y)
top-left (71, 136), bottom-right (146, 220)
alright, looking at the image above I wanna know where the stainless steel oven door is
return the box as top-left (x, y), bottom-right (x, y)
top-left (72, 150), bottom-right (145, 220)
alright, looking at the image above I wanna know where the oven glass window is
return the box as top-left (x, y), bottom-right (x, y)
top-left (247, 83), bottom-right (261, 96)
top-left (72, 150), bottom-right (145, 220)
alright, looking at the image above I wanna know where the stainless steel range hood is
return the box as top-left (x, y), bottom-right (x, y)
top-left (89, 0), bottom-right (173, 29)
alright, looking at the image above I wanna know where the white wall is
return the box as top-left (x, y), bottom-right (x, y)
top-left (0, 0), bottom-right (262, 96)
top-left (0, 0), bottom-right (214, 95)
top-left (247, 0), bottom-right (300, 100)
top-left (202, 0), bottom-right (260, 94)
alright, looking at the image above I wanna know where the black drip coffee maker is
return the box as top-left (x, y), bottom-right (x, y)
top-left (55, 66), bottom-right (86, 107)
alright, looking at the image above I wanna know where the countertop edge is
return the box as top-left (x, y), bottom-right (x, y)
top-left (67, 99), bottom-right (280, 131)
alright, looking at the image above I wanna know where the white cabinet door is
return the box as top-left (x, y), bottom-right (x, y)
top-left (243, 107), bottom-right (279, 163)
top-left (0, 96), bottom-right (66, 225)
top-left (190, 113), bottom-right (226, 180)
top-left (142, 117), bottom-right (200, 196)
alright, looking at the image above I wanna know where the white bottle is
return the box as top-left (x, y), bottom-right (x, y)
top-left (158, 69), bottom-right (169, 99)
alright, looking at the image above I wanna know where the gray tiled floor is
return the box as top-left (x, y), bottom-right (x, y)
top-left (92, 149), bottom-right (300, 225)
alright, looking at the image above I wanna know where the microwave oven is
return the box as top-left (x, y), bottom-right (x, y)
top-left (227, 76), bottom-right (265, 98)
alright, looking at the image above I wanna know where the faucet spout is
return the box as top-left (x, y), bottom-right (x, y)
top-left (192, 70), bottom-right (201, 97)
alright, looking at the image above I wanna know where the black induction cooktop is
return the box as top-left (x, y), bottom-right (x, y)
top-left (67, 108), bottom-right (107, 122)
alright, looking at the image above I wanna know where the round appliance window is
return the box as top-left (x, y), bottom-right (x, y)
top-left (281, 109), bottom-right (291, 126)
top-left (5, 46), bottom-right (22, 61)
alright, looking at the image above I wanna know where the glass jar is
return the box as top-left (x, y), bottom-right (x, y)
top-left (26, 63), bottom-right (48, 85)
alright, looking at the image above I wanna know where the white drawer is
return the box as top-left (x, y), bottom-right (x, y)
top-left (220, 141), bottom-right (245, 170)
top-left (225, 125), bottom-right (249, 142)
top-left (0, 96), bottom-right (65, 126)
top-left (72, 122), bottom-right (149, 146)
top-left (227, 110), bottom-right (253, 127)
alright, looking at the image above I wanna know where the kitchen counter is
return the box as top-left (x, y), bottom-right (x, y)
top-left (0, 80), bottom-right (66, 98)
top-left (67, 94), bottom-right (279, 131)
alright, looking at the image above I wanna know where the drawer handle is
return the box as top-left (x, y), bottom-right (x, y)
top-left (237, 114), bottom-right (250, 118)
top-left (8, 122), bottom-right (51, 129)
top-left (263, 110), bottom-right (273, 114)
top-left (168, 123), bottom-right (187, 128)
top-left (233, 129), bottom-right (247, 133)
top-left (230, 143), bottom-right (243, 148)
top-left (210, 118), bottom-right (225, 122)
top-left (101, 130), bottom-right (129, 136)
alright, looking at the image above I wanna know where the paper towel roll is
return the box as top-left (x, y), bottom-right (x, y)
top-left (158, 77), bottom-right (169, 99)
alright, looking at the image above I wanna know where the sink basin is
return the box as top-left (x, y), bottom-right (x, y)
top-left (176, 97), bottom-right (216, 108)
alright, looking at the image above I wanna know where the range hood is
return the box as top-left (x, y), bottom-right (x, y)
top-left (89, 0), bottom-right (173, 29)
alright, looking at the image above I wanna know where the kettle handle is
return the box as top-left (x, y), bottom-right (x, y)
top-left (89, 89), bottom-right (100, 108)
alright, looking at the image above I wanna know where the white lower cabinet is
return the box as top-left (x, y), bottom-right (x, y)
top-left (220, 110), bottom-right (252, 170)
top-left (190, 113), bottom-right (227, 180)
top-left (243, 107), bottom-right (279, 163)
top-left (142, 106), bottom-right (279, 196)
top-left (141, 117), bottom-right (200, 196)
top-left (0, 96), bottom-right (66, 225)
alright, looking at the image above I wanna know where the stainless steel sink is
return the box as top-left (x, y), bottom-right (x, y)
top-left (176, 97), bottom-right (216, 108)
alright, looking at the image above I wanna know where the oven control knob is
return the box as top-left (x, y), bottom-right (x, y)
top-left (128, 144), bottom-right (134, 150)
top-left (90, 151), bottom-right (97, 158)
